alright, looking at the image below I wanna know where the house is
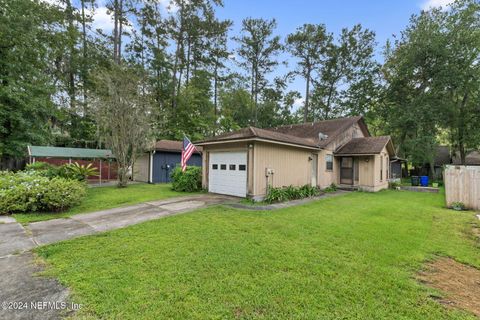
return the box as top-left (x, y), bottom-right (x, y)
top-left (27, 145), bottom-right (117, 182)
top-left (452, 150), bottom-right (480, 166)
top-left (195, 116), bottom-right (395, 200)
top-left (133, 140), bottom-right (202, 183)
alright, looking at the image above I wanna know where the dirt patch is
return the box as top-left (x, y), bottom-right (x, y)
top-left (418, 257), bottom-right (480, 317)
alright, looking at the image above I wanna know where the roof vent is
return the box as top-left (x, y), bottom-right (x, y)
top-left (318, 132), bottom-right (329, 141)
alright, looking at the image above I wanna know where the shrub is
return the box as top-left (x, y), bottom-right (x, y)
top-left (265, 184), bottom-right (320, 203)
top-left (64, 162), bottom-right (100, 181)
top-left (25, 161), bottom-right (62, 179)
top-left (0, 171), bottom-right (86, 214)
top-left (323, 183), bottom-right (337, 193)
top-left (389, 181), bottom-right (401, 189)
top-left (451, 202), bottom-right (465, 211)
top-left (170, 166), bottom-right (202, 192)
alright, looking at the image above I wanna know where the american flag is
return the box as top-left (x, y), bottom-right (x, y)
top-left (181, 136), bottom-right (197, 172)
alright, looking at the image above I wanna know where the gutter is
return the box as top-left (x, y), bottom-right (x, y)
top-left (196, 138), bottom-right (321, 151)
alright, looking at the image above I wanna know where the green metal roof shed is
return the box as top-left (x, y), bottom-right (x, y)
top-left (28, 146), bottom-right (114, 159)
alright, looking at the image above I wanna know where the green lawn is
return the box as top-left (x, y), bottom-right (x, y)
top-left (14, 183), bottom-right (199, 224)
top-left (37, 191), bottom-right (480, 319)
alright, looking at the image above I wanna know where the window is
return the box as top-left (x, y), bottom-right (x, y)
top-left (326, 154), bottom-right (333, 171)
top-left (380, 156), bottom-right (383, 181)
top-left (229, 164), bottom-right (236, 170)
top-left (239, 165), bottom-right (246, 171)
top-left (220, 164), bottom-right (226, 170)
top-left (212, 164), bottom-right (218, 170)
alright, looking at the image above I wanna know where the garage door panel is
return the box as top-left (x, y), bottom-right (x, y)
top-left (209, 152), bottom-right (247, 197)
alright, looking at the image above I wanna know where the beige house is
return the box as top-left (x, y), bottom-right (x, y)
top-left (195, 116), bottom-right (395, 200)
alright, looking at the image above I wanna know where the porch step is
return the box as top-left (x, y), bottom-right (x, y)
top-left (336, 184), bottom-right (359, 191)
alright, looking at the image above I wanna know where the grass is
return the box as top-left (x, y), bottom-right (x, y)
top-left (36, 190), bottom-right (480, 319)
top-left (14, 183), bottom-right (199, 224)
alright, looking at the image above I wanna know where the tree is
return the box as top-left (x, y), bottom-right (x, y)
top-left (0, 0), bottom-right (61, 167)
top-left (234, 18), bottom-right (283, 125)
top-left (90, 66), bottom-right (153, 187)
top-left (310, 24), bottom-right (379, 121)
top-left (286, 24), bottom-right (330, 123)
top-left (382, 0), bottom-right (480, 169)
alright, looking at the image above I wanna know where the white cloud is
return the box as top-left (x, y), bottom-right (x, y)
top-left (293, 97), bottom-right (305, 110)
top-left (159, 0), bottom-right (179, 13)
top-left (90, 6), bottom-right (113, 32)
top-left (87, 6), bottom-right (133, 34)
top-left (421, 0), bottom-right (452, 10)
top-left (39, 0), bottom-right (65, 8)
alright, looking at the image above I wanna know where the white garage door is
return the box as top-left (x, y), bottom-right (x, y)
top-left (209, 152), bottom-right (247, 197)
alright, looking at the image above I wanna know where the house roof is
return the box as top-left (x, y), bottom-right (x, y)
top-left (153, 140), bottom-right (202, 153)
top-left (267, 116), bottom-right (369, 148)
top-left (196, 116), bottom-right (368, 149)
top-left (434, 146), bottom-right (451, 166)
top-left (334, 136), bottom-right (394, 155)
top-left (28, 146), bottom-right (114, 159)
top-left (452, 150), bottom-right (480, 165)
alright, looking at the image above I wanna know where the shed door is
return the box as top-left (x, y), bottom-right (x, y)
top-left (209, 152), bottom-right (247, 197)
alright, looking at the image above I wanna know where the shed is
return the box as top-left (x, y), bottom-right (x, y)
top-left (390, 156), bottom-right (407, 179)
top-left (133, 140), bottom-right (202, 183)
top-left (27, 146), bottom-right (117, 181)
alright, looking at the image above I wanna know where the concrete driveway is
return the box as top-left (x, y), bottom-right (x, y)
top-left (0, 194), bottom-right (235, 320)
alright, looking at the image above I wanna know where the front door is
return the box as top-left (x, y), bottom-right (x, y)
top-left (340, 157), bottom-right (354, 185)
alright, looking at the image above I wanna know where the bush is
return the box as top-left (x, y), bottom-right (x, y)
top-left (170, 166), bottom-right (202, 192)
top-left (451, 202), bottom-right (465, 211)
top-left (26, 161), bottom-right (99, 181)
top-left (389, 181), bottom-right (401, 189)
top-left (0, 171), bottom-right (86, 214)
top-left (323, 183), bottom-right (337, 193)
top-left (264, 184), bottom-right (320, 204)
top-left (25, 161), bottom-right (62, 179)
top-left (64, 162), bottom-right (100, 181)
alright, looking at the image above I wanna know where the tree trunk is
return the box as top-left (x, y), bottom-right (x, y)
top-left (117, 0), bottom-right (123, 64)
top-left (213, 61), bottom-right (218, 136)
top-left (457, 92), bottom-right (469, 165)
top-left (304, 67), bottom-right (311, 123)
top-left (113, 0), bottom-right (118, 61)
top-left (80, 0), bottom-right (88, 114)
top-left (65, 0), bottom-right (76, 111)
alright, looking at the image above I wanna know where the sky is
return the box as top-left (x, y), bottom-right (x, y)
top-left (47, 0), bottom-right (453, 108)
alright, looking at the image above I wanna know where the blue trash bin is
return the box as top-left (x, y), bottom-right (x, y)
top-left (420, 176), bottom-right (429, 187)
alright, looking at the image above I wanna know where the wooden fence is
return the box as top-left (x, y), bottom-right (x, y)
top-left (444, 165), bottom-right (480, 210)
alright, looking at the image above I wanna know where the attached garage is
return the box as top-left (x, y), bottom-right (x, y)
top-left (208, 152), bottom-right (247, 197)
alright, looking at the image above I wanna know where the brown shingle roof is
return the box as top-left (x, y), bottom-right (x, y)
top-left (196, 116), bottom-right (368, 149)
top-left (335, 136), bottom-right (392, 155)
top-left (267, 116), bottom-right (368, 148)
top-left (452, 150), bottom-right (480, 165)
top-left (154, 140), bottom-right (201, 153)
top-left (434, 146), bottom-right (451, 166)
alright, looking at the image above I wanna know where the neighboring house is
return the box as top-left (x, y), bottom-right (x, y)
top-left (195, 116), bottom-right (395, 200)
top-left (133, 140), bottom-right (202, 183)
top-left (27, 145), bottom-right (117, 181)
top-left (452, 150), bottom-right (480, 166)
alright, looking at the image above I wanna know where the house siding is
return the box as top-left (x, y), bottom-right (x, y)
top-left (133, 153), bottom-right (150, 183)
top-left (317, 122), bottom-right (367, 189)
top-left (253, 142), bottom-right (313, 198)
